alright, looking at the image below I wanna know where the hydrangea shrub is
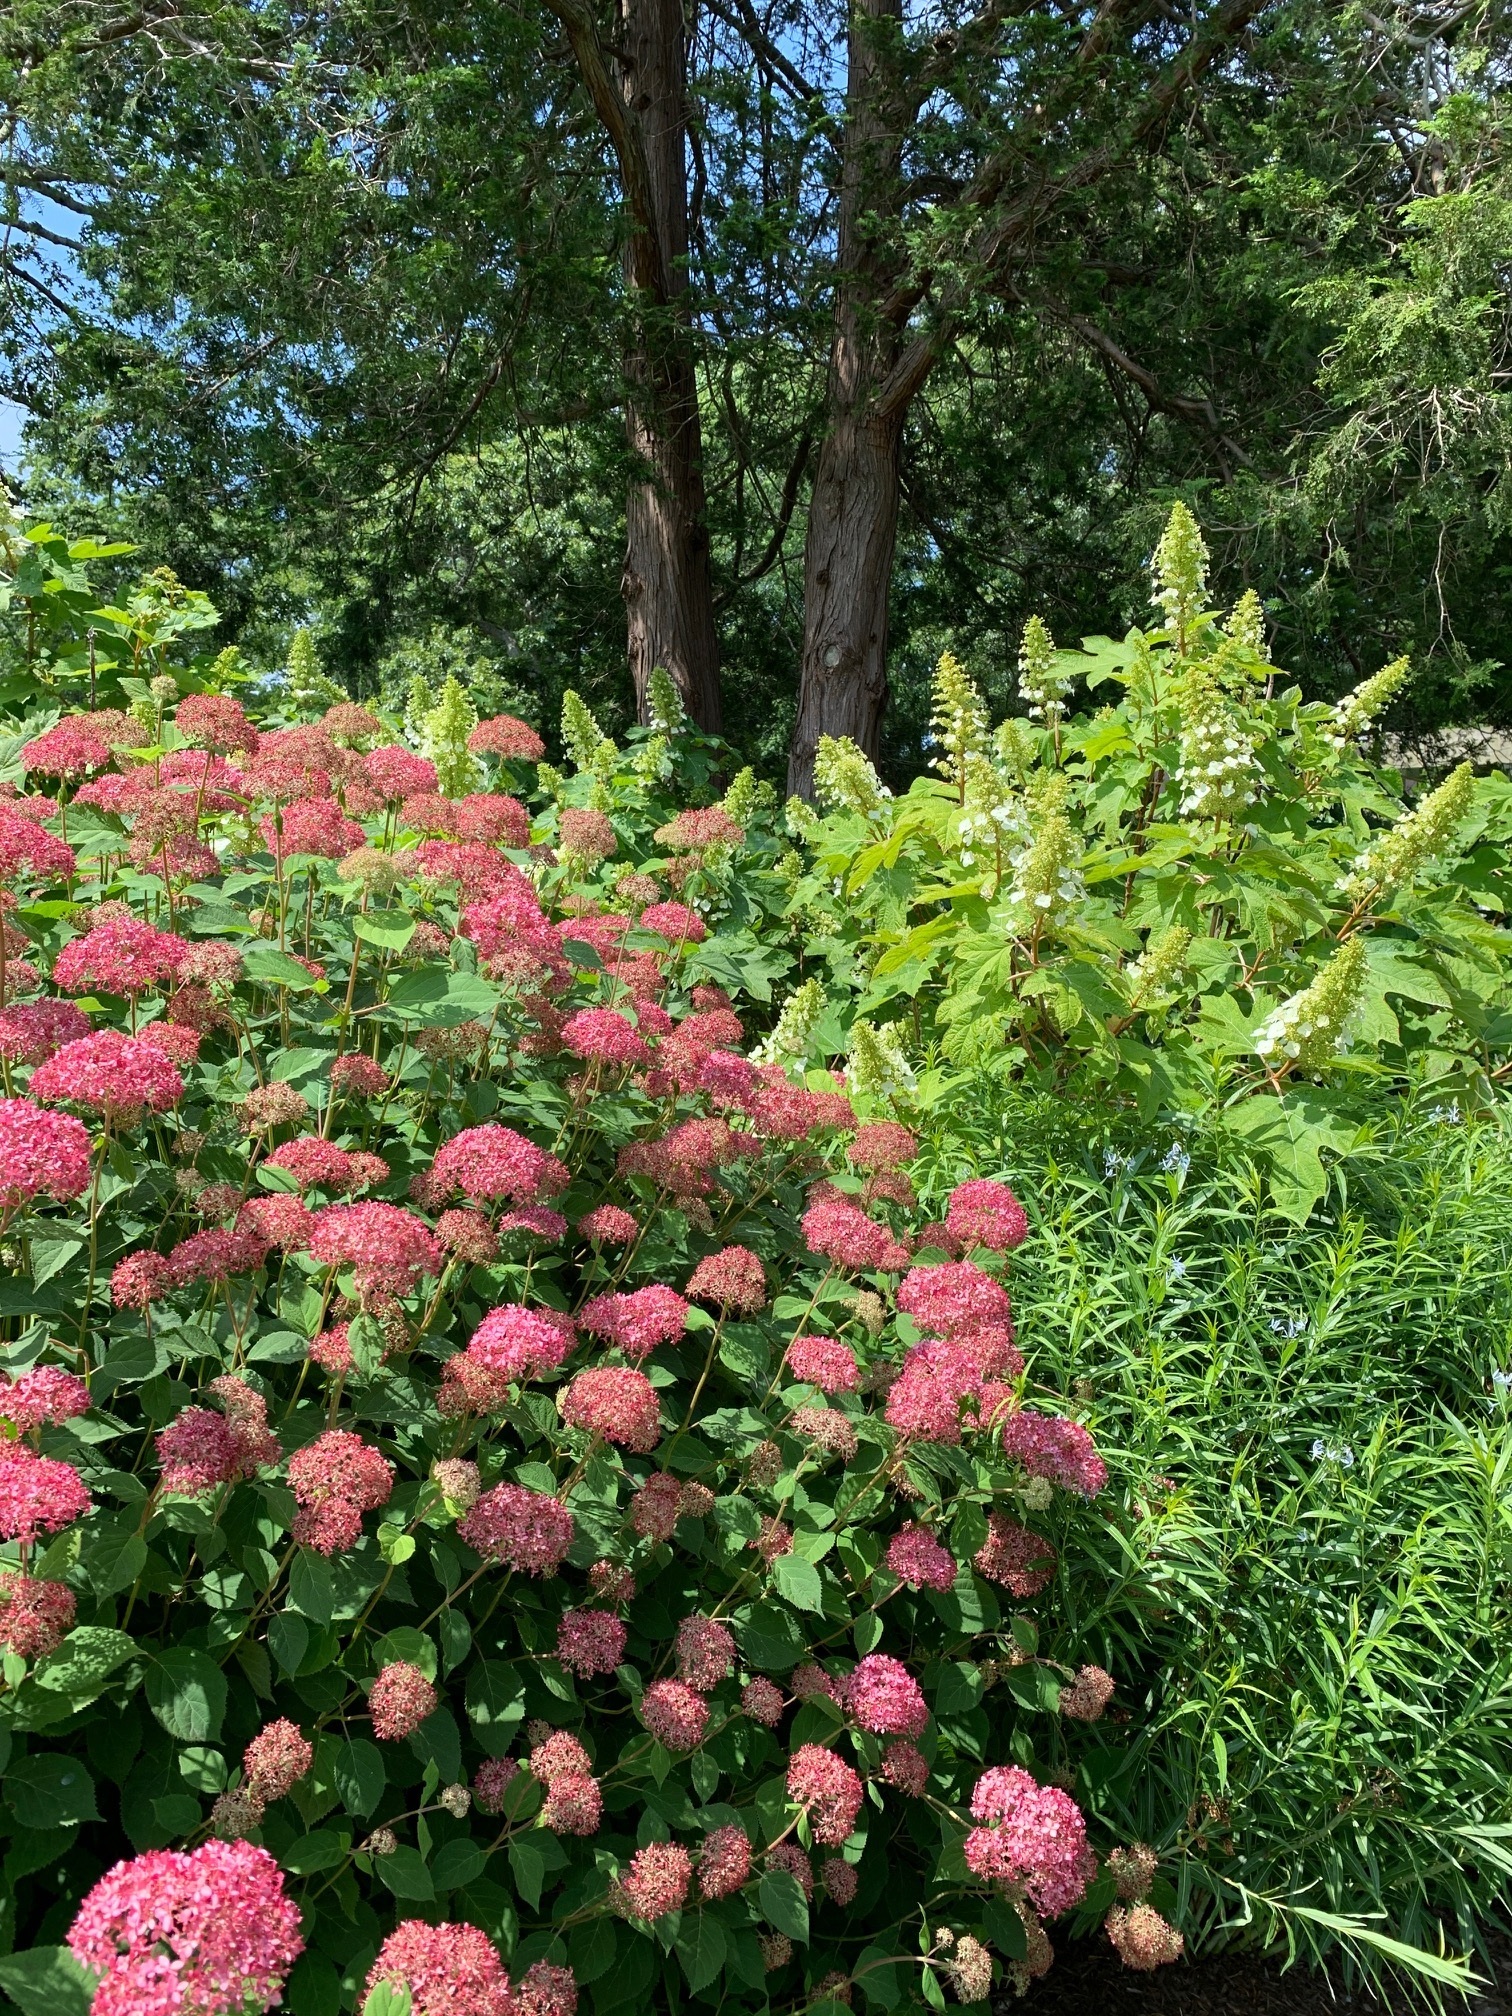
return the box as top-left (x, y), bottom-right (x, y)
top-left (0, 646), bottom-right (1175, 2012)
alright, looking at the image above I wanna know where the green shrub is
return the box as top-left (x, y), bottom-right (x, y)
top-left (777, 504), bottom-right (1512, 1221)
top-left (911, 1079), bottom-right (1512, 1992)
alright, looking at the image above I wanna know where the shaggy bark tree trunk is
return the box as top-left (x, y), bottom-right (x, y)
top-left (617, 0), bottom-right (721, 732)
top-left (545, 0), bottom-right (721, 733)
top-left (788, 0), bottom-right (917, 799)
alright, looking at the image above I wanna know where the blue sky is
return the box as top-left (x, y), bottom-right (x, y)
top-left (0, 399), bottom-right (26, 479)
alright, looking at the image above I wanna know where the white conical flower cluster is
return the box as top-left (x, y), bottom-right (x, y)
top-left (1253, 936), bottom-right (1368, 1072)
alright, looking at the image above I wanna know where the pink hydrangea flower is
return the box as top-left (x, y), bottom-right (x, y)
top-left (1106, 1903), bottom-right (1185, 1970)
top-left (822, 1857), bottom-right (859, 1905)
top-left (0, 808), bottom-right (75, 887)
top-left (243, 1719), bottom-right (313, 1801)
top-left (52, 917), bottom-right (186, 997)
top-left (675, 1615), bottom-right (736, 1689)
top-left (579, 1285), bottom-right (688, 1358)
top-left (556, 1609), bottom-right (627, 1678)
top-left (21, 718), bottom-right (114, 778)
top-left (897, 1260), bottom-right (1012, 1336)
top-left (847, 1122), bottom-right (918, 1171)
top-left (558, 1366), bottom-right (661, 1451)
top-left (329, 1051), bottom-right (389, 1099)
top-left (842, 1654), bottom-right (928, 1737)
top-left (885, 1524), bottom-right (958, 1591)
top-left (617, 1841), bottom-right (692, 1919)
top-left (786, 1744), bottom-right (864, 1844)
top-left (631, 1471), bottom-right (683, 1541)
top-left (1060, 1664), bottom-right (1116, 1722)
top-left (0, 1098), bottom-right (92, 1210)
top-left (1000, 1412), bottom-right (1108, 1498)
top-left (0, 1446), bottom-right (91, 1543)
top-left (802, 1193), bottom-right (910, 1273)
top-left (307, 1201), bottom-right (442, 1296)
top-left (974, 1515), bottom-right (1057, 1595)
top-left (261, 797), bottom-right (365, 859)
top-left (577, 1205), bottom-right (638, 1245)
top-left (458, 1482), bottom-right (575, 1576)
top-left (469, 714), bottom-right (545, 761)
top-left (264, 1135), bottom-right (358, 1192)
top-left (473, 1756), bottom-right (521, 1815)
top-left (236, 1194), bottom-right (315, 1253)
top-left (0, 998), bottom-right (91, 1065)
top-left (466, 1304), bottom-right (576, 1382)
top-left (29, 1031), bottom-right (182, 1122)
top-left (686, 1244), bottom-right (768, 1314)
top-left (561, 1007), bottom-right (649, 1068)
top-left (166, 1228), bottom-right (270, 1288)
top-left (699, 1823), bottom-right (753, 1899)
top-left (642, 1678), bottom-right (710, 1750)
top-left (365, 744), bottom-right (438, 799)
top-left (767, 1841), bottom-right (815, 1897)
top-left (177, 693), bottom-right (258, 754)
top-left (111, 1250), bottom-right (174, 1310)
top-left (638, 901), bottom-right (706, 945)
top-left (436, 1210), bottom-right (499, 1263)
top-left (965, 1765), bottom-right (1094, 1917)
top-left (786, 1334), bottom-right (859, 1394)
top-left (515, 1957), bottom-right (578, 2016)
top-left (947, 1178), bottom-right (1029, 1252)
top-left (288, 1429), bottom-right (394, 1554)
top-left (741, 1677), bottom-right (786, 1726)
top-left (369, 1660), bottom-right (438, 1740)
top-left (157, 1408), bottom-right (248, 1495)
top-left (0, 1573), bottom-right (76, 1658)
top-left (529, 1729), bottom-right (593, 1782)
top-left (366, 1919), bottom-right (516, 2016)
top-left (431, 1123), bottom-right (568, 1206)
top-left (881, 1740), bottom-right (930, 1797)
top-left (0, 1365), bottom-right (89, 1433)
top-left (884, 1337), bottom-right (992, 1445)
top-left (68, 1840), bottom-right (303, 2016)
top-left (543, 1770), bottom-right (604, 1837)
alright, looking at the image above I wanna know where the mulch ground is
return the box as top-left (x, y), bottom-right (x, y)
top-left (1004, 1937), bottom-right (1509, 2016)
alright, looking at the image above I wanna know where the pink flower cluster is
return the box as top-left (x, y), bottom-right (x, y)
top-left (0, 1098), bottom-right (92, 1210)
top-left (67, 1840), bottom-right (303, 2016)
top-left (431, 1123), bottom-right (568, 1206)
top-left (686, 1243), bottom-right (767, 1314)
top-left (556, 1608), bottom-right (627, 1678)
top-left (366, 1919), bottom-right (518, 2016)
top-left (287, 1429), bottom-right (394, 1553)
top-left (369, 1660), bottom-right (438, 1740)
top-left (458, 1482), bottom-right (575, 1575)
top-left (975, 1514), bottom-right (1058, 1594)
top-left (786, 1744), bottom-right (864, 1845)
top-left (884, 1524), bottom-right (958, 1591)
top-left (1001, 1411), bottom-right (1108, 1497)
top-left (616, 1841), bottom-right (692, 1920)
top-left (803, 1192), bottom-right (910, 1273)
top-left (841, 1653), bottom-right (928, 1737)
top-left (946, 1177), bottom-right (1029, 1251)
top-left (558, 1366), bottom-right (661, 1450)
top-left (30, 1030), bottom-right (183, 1122)
top-left (0, 1445), bottom-right (91, 1543)
top-left (579, 1284), bottom-right (688, 1357)
top-left (0, 1572), bottom-right (76, 1658)
top-left (307, 1200), bottom-right (441, 1295)
top-left (898, 1259), bottom-right (1012, 1335)
top-left (642, 1678), bottom-right (710, 1750)
top-left (53, 916), bottom-right (185, 996)
top-left (0, 1364), bottom-right (89, 1433)
top-left (964, 1765), bottom-right (1095, 1917)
